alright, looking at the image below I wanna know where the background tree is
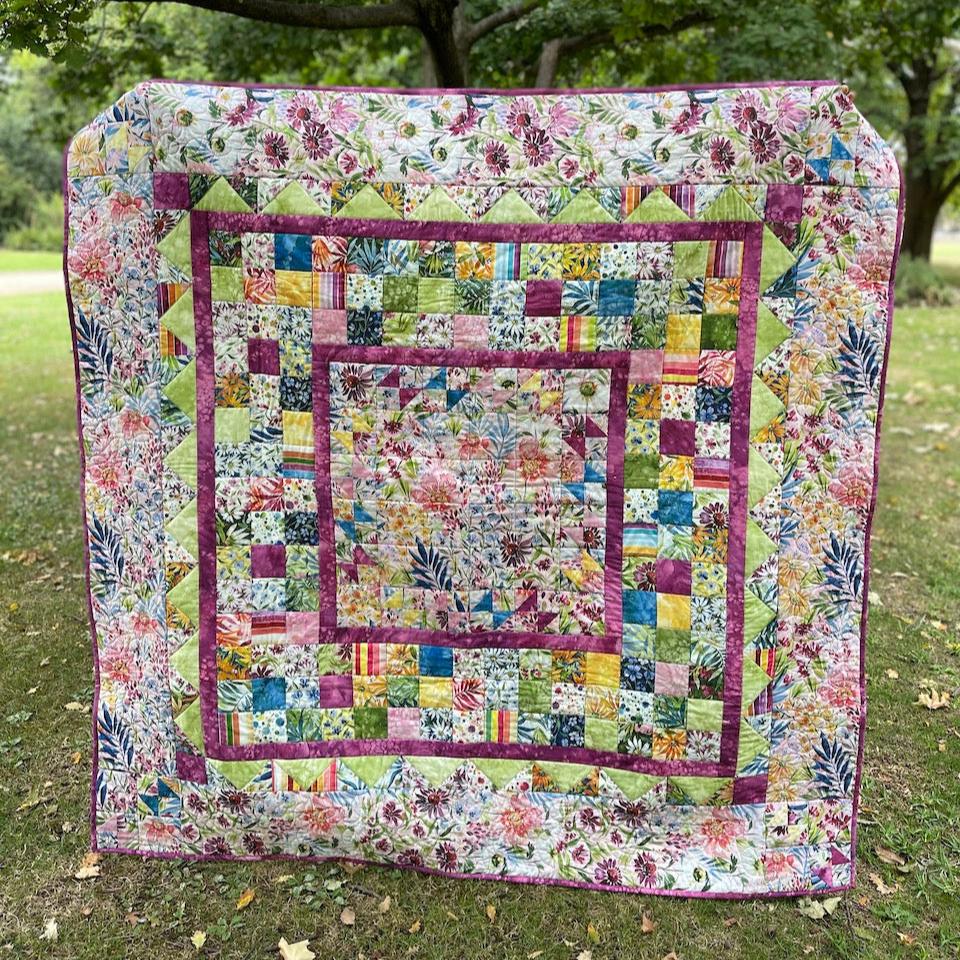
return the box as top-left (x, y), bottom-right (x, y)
top-left (2, 0), bottom-right (960, 258)
top-left (814, 0), bottom-right (960, 260)
top-left (1, 0), bottom-right (720, 88)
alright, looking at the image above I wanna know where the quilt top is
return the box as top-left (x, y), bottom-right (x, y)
top-left (64, 79), bottom-right (902, 897)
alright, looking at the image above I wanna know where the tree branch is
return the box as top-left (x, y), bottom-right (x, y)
top-left (536, 10), bottom-right (712, 86)
top-left (465, 0), bottom-right (544, 45)
top-left (536, 31), bottom-right (610, 86)
top-left (132, 0), bottom-right (420, 30)
top-left (937, 166), bottom-right (960, 204)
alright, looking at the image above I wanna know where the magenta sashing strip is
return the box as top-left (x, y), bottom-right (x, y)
top-left (64, 80), bottom-right (902, 896)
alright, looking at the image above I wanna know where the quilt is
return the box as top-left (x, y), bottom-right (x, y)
top-left (64, 80), bottom-right (902, 897)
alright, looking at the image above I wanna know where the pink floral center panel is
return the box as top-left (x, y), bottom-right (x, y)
top-left (192, 211), bottom-right (760, 774)
top-left (316, 352), bottom-right (625, 642)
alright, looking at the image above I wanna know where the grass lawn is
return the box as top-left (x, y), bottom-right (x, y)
top-left (0, 287), bottom-right (958, 960)
top-left (0, 249), bottom-right (62, 273)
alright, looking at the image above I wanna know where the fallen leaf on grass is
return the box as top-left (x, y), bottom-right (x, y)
top-left (797, 896), bottom-right (840, 919)
top-left (897, 932), bottom-right (917, 945)
top-left (587, 922), bottom-right (600, 943)
top-left (190, 930), bottom-right (207, 951)
top-left (278, 938), bottom-right (315, 960)
top-left (340, 907), bottom-right (355, 926)
top-left (40, 919), bottom-right (58, 942)
top-left (377, 896), bottom-right (391, 914)
top-left (885, 669), bottom-right (899, 679)
top-left (641, 914), bottom-right (656, 934)
top-left (875, 847), bottom-right (913, 873)
top-left (63, 701), bottom-right (85, 712)
top-left (236, 888), bottom-right (255, 911)
top-left (527, 952), bottom-right (543, 959)
top-left (868, 590), bottom-right (883, 606)
top-left (917, 688), bottom-right (951, 710)
top-left (74, 852), bottom-right (101, 880)
top-left (868, 872), bottom-right (898, 895)
top-left (486, 904), bottom-right (497, 922)
top-left (408, 920), bottom-right (422, 934)
top-left (576, 952), bottom-right (592, 960)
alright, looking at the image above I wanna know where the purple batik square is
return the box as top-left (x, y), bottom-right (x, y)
top-left (318, 674), bottom-right (354, 708)
top-left (176, 750), bottom-right (208, 783)
top-left (732, 774), bottom-right (768, 805)
top-left (251, 544), bottom-right (286, 578)
top-left (657, 558), bottom-right (692, 595)
top-left (524, 280), bottom-right (562, 316)
top-left (659, 418), bottom-right (696, 455)
top-left (248, 338), bottom-right (280, 375)
top-left (764, 183), bottom-right (803, 224)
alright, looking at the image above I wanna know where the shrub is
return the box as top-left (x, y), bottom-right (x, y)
top-left (3, 192), bottom-right (63, 251)
top-left (894, 253), bottom-right (958, 306)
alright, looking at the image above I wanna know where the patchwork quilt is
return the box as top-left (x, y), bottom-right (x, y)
top-left (64, 80), bottom-right (902, 897)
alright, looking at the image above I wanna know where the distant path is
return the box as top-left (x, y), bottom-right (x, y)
top-left (0, 271), bottom-right (65, 296)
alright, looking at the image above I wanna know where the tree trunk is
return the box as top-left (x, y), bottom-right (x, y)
top-left (901, 169), bottom-right (940, 261)
top-left (896, 59), bottom-right (942, 262)
top-left (413, 0), bottom-right (466, 86)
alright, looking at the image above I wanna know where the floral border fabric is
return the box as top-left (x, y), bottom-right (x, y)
top-left (65, 81), bottom-right (901, 897)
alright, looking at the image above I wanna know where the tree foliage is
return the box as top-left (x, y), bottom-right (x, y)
top-left (1, 0), bottom-right (959, 255)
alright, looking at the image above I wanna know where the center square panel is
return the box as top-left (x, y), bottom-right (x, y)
top-left (193, 211), bottom-right (759, 775)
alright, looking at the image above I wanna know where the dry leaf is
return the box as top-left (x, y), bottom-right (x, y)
top-left (868, 873), bottom-right (898, 895)
top-left (236, 888), bottom-right (255, 911)
top-left (662, 953), bottom-right (679, 960)
top-left (875, 846), bottom-right (906, 866)
top-left (885, 669), bottom-right (899, 679)
top-left (191, 930), bottom-right (207, 951)
top-left (75, 852), bottom-right (101, 880)
top-left (576, 952), bottom-right (592, 960)
top-left (125, 912), bottom-right (140, 926)
top-left (797, 896), bottom-right (840, 920)
top-left (444, 911), bottom-right (458, 921)
top-left (274, 874), bottom-right (295, 884)
top-left (486, 904), bottom-right (497, 922)
top-left (40, 919), bottom-right (58, 942)
top-left (527, 952), bottom-right (544, 959)
top-left (408, 920), bottom-right (422, 934)
top-left (917, 688), bottom-right (951, 710)
top-left (587, 922), bottom-right (600, 943)
top-left (641, 914), bottom-right (656, 934)
top-left (340, 907), bottom-right (355, 926)
top-left (897, 932), bottom-right (917, 945)
top-left (64, 701), bottom-right (85, 711)
top-left (722, 917), bottom-right (738, 928)
top-left (378, 896), bottom-right (391, 914)
top-left (278, 938), bottom-right (315, 960)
